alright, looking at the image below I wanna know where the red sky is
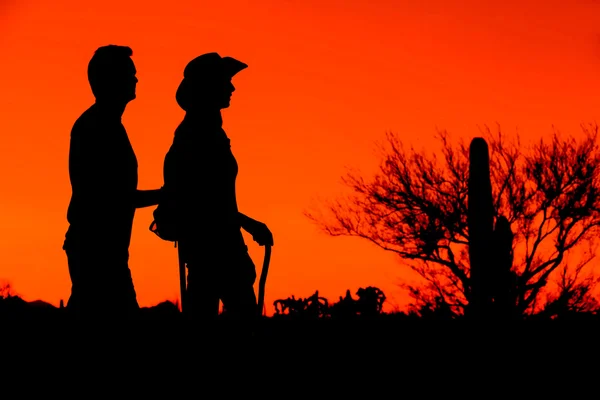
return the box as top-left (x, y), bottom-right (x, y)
top-left (0, 0), bottom-right (599, 314)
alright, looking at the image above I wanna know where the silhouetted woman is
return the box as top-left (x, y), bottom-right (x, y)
top-left (163, 52), bottom-right (273, 327)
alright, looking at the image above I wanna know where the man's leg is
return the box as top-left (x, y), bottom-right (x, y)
top-left (110, 258), bottom-right (140, 316)
top-left (65, 246), bottom-right (82, 315)
top-left (65, 245), bottom-right (139, 318)
top-left (65, 246), bottom-right (102, 316)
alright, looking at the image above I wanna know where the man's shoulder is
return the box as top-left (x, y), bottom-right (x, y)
top-left (71, 105), bottom-right (101, 136)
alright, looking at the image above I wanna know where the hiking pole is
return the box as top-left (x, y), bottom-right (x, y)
top-left (177, 243), bottom-right (186, 314)
top-left (256, 244), bottom-right (272, 317)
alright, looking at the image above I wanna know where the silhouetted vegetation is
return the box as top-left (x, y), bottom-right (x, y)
top-left (4, 280), bottom-right (600, 323)
top-left (306, 125), bottom-right (600, 319)
top-left (273, 286), bottom-right (386, 319)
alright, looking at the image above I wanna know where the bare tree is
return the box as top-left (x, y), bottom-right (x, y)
top-left (305, 124), bottom-right (600, 317)
top-left (539, 262), bottom-right (600, 318)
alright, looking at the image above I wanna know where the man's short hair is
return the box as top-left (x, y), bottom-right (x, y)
top-left (87, 45), bottom-right (133, 98)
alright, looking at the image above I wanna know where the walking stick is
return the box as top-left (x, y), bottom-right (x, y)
top-left (257, 244), bottom-right (272, 317)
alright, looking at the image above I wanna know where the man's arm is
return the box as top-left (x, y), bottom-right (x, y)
top-left (134, 189), bottom-right (162, 208)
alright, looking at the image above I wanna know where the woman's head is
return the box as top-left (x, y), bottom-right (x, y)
top-left (176, 52), bottom-right (247, 112)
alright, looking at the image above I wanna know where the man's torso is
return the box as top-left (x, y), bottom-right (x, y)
top-left (65, 104), bottom-right (138, 253)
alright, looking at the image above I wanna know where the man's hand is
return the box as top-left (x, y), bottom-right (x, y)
top-left (245, 219), bottom-right (274, 247)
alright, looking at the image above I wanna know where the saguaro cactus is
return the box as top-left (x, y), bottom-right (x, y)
top-left (491, 215), bottom-right (515, 318)
top-left (468, 138), bottom-right (495, 318)
top-left (467, 137), bottom-right (515, 319)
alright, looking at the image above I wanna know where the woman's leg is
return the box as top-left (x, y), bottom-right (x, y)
top-left (220, 249), bottom-right (258, 320)
top-left (179, 239), bottom-right (221, 320)
top-left (186, 262), bottom-right (221, 321)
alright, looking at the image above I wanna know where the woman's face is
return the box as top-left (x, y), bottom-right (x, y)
top-left (194, 77), bottom-right (236, 110)
top-left (216, 78), bottom-right (235, 109)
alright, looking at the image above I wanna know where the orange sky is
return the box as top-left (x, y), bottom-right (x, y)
top-left (1, 0), bottom-right (599, 314)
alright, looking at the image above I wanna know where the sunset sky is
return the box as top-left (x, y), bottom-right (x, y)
top-left (1, 0), bottom-right (599, 314)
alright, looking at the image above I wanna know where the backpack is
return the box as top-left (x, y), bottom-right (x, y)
top-left (149, 144), bottom-right (180, 245)
top-left (149, 185), bottom-right (179, 245)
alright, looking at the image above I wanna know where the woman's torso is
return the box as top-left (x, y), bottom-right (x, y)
top-left (164, 111), bottom-right (245, 251)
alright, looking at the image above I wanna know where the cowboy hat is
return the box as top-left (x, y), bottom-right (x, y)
top-left (176, 52), bottom-right (247, 111)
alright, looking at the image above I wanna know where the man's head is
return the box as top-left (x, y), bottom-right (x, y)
top-left (176, 52), bottom-right (247, 112)
top-left (87, 45), bottom-right (138, 104)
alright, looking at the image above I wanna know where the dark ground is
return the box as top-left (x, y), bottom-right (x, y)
top-left (3, 297), bottom-right (599, 353)
top-left (2, 298), bottom-right (597, 391)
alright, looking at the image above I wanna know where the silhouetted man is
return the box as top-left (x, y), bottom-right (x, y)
top-left (164, 52), bottom-right (273, 331)
top-left (63, 45), bottom-right (162, 317)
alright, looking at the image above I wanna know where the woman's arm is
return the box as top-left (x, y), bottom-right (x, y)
top-left (237, 212), bottom-right (255, 231)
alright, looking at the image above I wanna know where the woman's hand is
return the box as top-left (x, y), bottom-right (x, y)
top-left (244, 218), bottom-right (274, 247)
